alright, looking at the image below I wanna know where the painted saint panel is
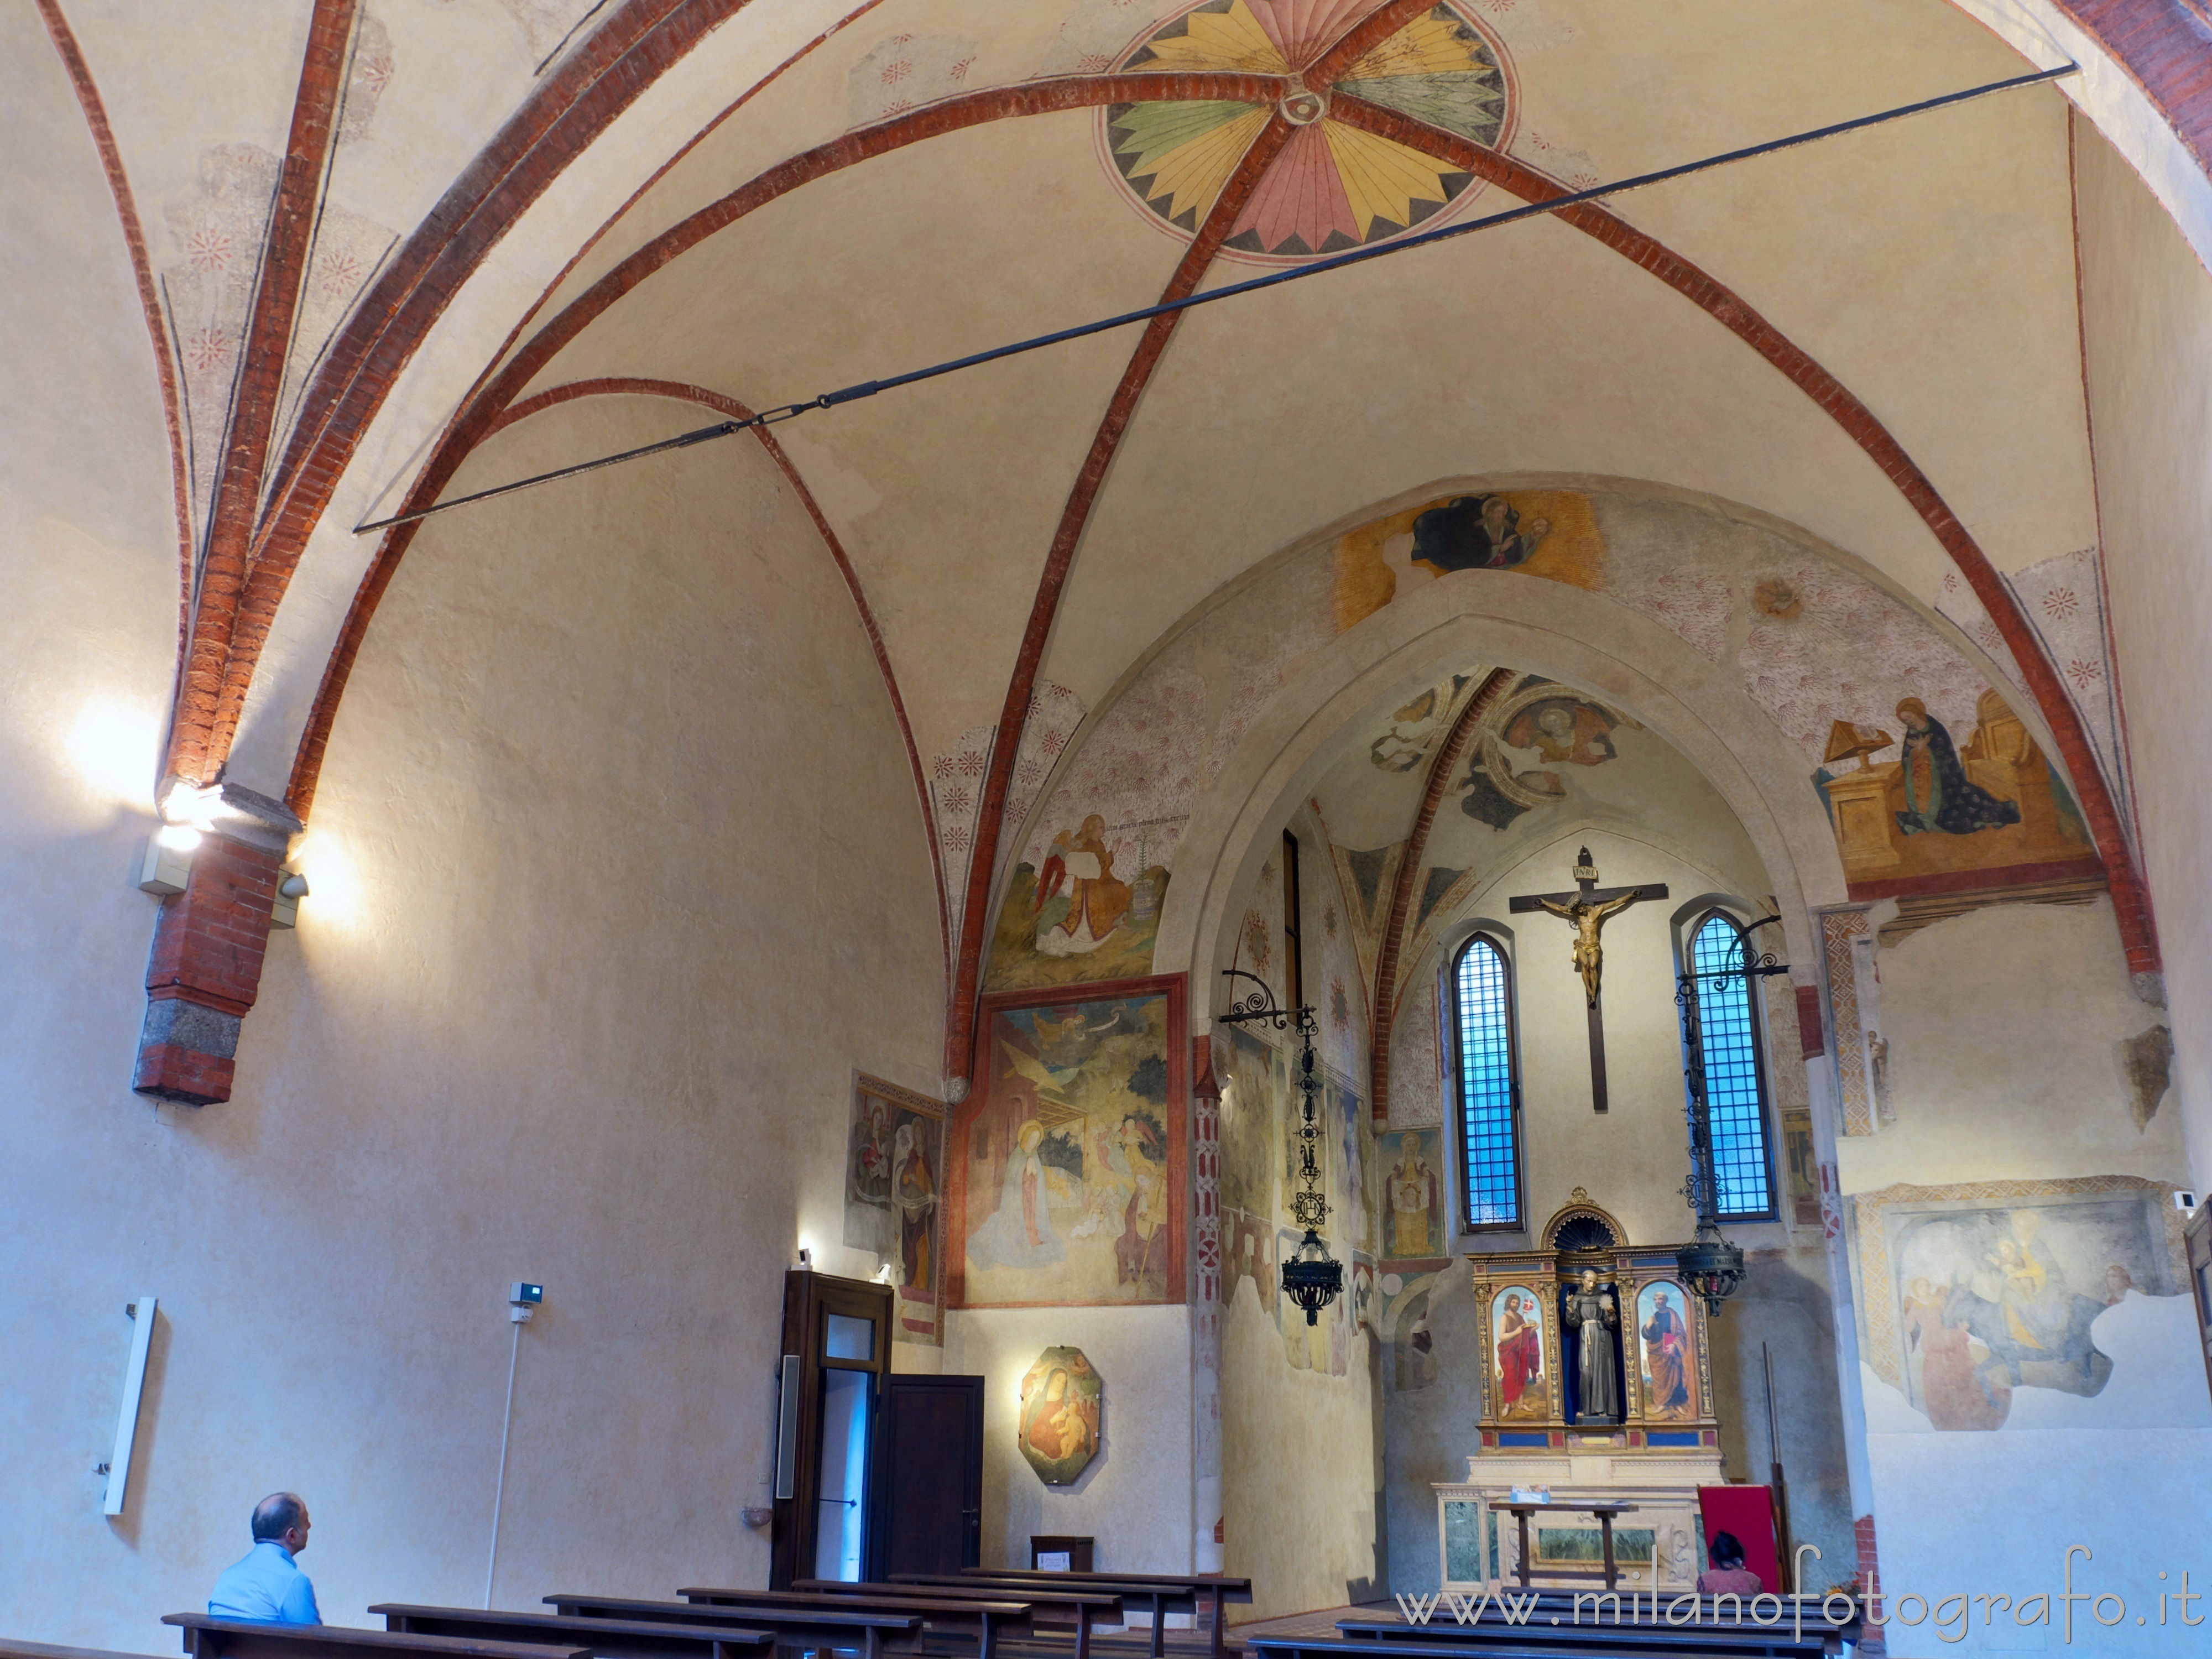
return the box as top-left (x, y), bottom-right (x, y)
top-left (1490, 1284), bottom-right (1549, 1421)
top-left (1635, 1280), bottom-right (1697, 1421)
top-left (954, 983), bottom-right (1185, 1308)
top-left (1381, 1127), bottom-right (1446, 1261)
top-left (842, 1077), bottom-right (945, 1344)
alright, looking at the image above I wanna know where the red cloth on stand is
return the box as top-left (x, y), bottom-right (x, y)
top-left (1697, 1485), bottom-right (1782, 1594)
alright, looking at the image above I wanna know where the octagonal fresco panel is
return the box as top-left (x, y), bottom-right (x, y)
top-left (1102, 0), bottom-right (1515, 262)
top-left (1019, 1346), bottom-right (1103, 1484)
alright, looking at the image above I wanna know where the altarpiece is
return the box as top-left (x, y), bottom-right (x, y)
top-left (1436, 1193), bottom-right (1725, 1592)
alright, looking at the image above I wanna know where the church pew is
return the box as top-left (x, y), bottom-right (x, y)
top-left (1333, 1603), bottom-right (1850, 1653)
top-left (953, 1572), bottom-right (1255, 1659)
top-left (677, 1589), bottom-right (1039, 1659)
top-left (1254, 1640), bottom-right (1818, 1659)
top-left (802, 1583), bottom-right (1119, 1659)
top-left (369, 1606), bottom-right (773, 1659)
top-left (161, 1617), bottom-right (589, 1659)
top-left (541, 1597), bottom-right (920, 1659)
top-left (4, 1641), bottom-right (164, 1659)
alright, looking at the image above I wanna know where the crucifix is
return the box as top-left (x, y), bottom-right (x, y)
top-left (1509, 848), bottom-right (1667, 1113)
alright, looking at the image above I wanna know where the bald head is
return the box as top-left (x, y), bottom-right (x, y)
top-left (252, 1493), bottom-right (311, 1554)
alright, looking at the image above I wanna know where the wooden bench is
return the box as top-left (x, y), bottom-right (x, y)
top-left (541, 1598), bottom-right (919, 1659)
top-left (866, 1581), bottom-right (1122, 1659)
top-left (4, 1641), bottom-right (165, 1659)
top-left (680, 1589), bottom-right (1037, 1659)
top-left (952, 1573), bottom-right (1253, 1659)
top-left (369, 1606), bottom-right (773, 1659)
top-left (1334, 1602), bottom-right (1850, 1653)
top-left (163, 1617), bottom-right (589, 1659)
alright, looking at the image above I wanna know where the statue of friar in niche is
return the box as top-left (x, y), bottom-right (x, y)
top-left (1563, 1267), bottom-right (1622, 1424)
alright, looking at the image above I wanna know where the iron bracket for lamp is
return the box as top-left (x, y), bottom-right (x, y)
top-left (1217, 968), bottom-right (1316, 1037)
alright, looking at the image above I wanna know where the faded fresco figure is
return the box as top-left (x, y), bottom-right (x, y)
top-left (1386, 1131), bottom-right (1441, 1258)
top-left (1036, 815), bottom-right (1133, 957)
top-left (967, 1120), bottom-right (1067, 1269)
top-left (1902, 1275), bottom-right (2007, 1430)
top-left (1412, 492), bottom-right (1553, 572)
top-left (1100, 1113), bottom-right (1168, 1287)
top-left (1564, 1267), bottom-right (1623, 1423)
top-left (1640, 1288), bottom-right (1692, 1418)
top-left (893, 1122), bottom-right (936, 1290)
top-left (1893, 698), bottom-right (2021, 835)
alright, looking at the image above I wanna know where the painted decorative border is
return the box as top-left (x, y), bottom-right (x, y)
top-left (1820, 907), bottom-right (1875, 1136)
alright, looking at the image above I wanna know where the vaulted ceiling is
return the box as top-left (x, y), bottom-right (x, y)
top-left (25, 0), bottom-right (2208, 1076)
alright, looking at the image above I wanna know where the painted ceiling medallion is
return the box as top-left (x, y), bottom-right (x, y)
top-left (1103, 0), bottom-right (1514, 262)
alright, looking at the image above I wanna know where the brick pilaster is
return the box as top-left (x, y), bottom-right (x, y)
top-left (134, 786), bottom-right (299, 1106)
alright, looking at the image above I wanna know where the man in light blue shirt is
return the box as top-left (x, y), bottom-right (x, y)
top-left (208, 1493), bottom-right (321, 1624)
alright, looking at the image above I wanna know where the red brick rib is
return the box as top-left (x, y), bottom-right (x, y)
top-left (166, 0), bottom-right (357, 784)
top-left (942, 113), bottom-right (1297, 1085)
top-left (32, 0), bottom-right (196, 669)
top-left (287, 375), bottom-right (952, 984)
top-left (1303, 0), bottom-right (1440, 86)
top-left (185, 0), bottom-right (761, 784)
top-left (1368, 669), bottom-right (1513, 1121)
top-left (1329, 90), bottom-right (2158, 976)
top-left (2050, 0), bottom-right (2212, 184)
top-left (205, 72), bottom-right (1285, 793)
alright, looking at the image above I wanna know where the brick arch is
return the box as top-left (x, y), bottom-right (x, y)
top-left (248, 5), bottom-right (2156, 1092)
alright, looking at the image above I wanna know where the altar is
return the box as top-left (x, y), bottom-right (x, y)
top-left (1436, 1194), bottom-right (1728, 1592)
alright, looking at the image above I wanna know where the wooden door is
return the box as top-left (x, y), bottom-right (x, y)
top-left (871, 1374), bottom-right (985, 1577)
top-left (2188, 1203), bottom-right (2212, 1407)
top-left (771, 1270), bottom-right (894, 1589)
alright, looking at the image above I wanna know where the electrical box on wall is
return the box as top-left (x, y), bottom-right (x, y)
top-left (138, 835), bottom-right (192, 896)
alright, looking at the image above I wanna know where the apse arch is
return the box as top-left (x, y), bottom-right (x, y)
top-left (1150, 564), bottom-right (1849, 1024)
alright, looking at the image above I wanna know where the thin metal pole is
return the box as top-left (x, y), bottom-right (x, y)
top-left (484, 1318), bottom-right (523, 1608)
top-left (355, 61), bottom-right (2075, 536)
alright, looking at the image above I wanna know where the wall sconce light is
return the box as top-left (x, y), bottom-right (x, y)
top-left (138, 832), bottom-right (195, 896)
top-left (270, 871), bottom-right (310, 930)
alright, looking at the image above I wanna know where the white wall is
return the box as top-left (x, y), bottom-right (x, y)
top-left (943, 1306), bottom-right (1194, 1574)
top-left (0, 361), bottom-right (943, 1642)
top-left (2074, 115), bottom-right (2212, 1192)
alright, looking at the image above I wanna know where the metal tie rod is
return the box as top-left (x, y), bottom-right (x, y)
top-left (357, 61), bottom-right (2075, 535)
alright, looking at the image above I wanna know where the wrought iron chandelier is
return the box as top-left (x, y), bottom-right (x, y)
top-left (1672, 916), bottom-right (1791, 1316)
top-left (1220, 968), bottom-right (1343, 1325)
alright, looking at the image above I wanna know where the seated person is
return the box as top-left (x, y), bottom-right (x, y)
top-left (209, 1493), bottom-right (321, 1624)
top-left (1697, 1529), bottom-right (1764, 1597)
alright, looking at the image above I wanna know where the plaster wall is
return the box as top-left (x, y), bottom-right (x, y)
top-left (0, 384), bottom-right (943, 1645)
top-left (2073, 118), bottom-right (2212, 1190)
top-left (1834, 897), bottom-right (2198, 1655)
top-left (941, 1305), bottom-right (1196, 1573)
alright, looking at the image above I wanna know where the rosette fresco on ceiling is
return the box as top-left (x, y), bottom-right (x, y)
top-left (1102, 0), bottom-right (1516, 262)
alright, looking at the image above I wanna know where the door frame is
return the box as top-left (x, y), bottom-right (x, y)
top-left (771, 1269), bottom-right (894, 1588)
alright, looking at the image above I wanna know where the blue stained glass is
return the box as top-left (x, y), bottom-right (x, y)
top-left (1690, 915), bottom-right (1776, 1219)
top-left (1455, 937), bottom-right (1520, 1228)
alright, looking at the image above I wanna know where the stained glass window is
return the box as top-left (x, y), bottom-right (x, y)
top-left (1453, 935), bottom-right (1521, 1230)
top-left (1689, 913), bottom-right (1777, 1220)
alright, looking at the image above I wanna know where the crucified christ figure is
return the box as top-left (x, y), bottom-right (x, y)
top-left (1533, 889), bottom-right (1646, 1007)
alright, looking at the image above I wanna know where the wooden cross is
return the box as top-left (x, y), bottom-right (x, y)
top-left (1509, 848), bottom-right (1667, 1114)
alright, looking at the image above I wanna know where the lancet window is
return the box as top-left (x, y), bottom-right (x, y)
top-left (1686, 910), bottom-right (1778, 1220)
top-left (1451, 932), bottom-right (1524, 1232)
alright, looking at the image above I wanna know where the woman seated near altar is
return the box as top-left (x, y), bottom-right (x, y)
top-left (1697, 1531), bottom-right (1762, 1597)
